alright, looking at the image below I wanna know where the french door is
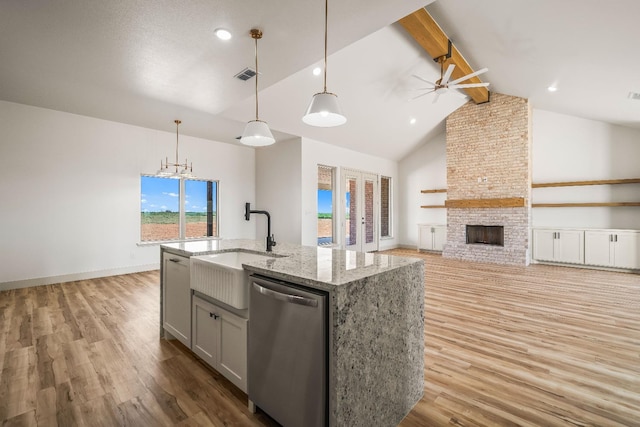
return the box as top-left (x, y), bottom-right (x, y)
top-left (342, 169), bottom-right (378, 252)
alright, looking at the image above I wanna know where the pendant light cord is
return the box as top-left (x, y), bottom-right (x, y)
top-left (175, 119), bottom-right (181, 172)
top-left (250, 29), bottom-right (264, 121)
top-left (255, 34), bottom-right (259, 120)
top-left (323, 0), bottom-right (328, 92)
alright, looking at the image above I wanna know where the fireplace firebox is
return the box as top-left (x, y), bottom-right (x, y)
top-left (466, 225), bottom-right (504, 246)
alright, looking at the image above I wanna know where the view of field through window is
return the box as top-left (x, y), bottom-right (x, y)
top-left (140, 176), bottom-right (217, 242)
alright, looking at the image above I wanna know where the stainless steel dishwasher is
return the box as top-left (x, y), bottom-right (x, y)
top-left (248, 274), bottom-right (328, 427)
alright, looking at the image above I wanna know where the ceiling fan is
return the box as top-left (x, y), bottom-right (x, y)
top-left (411, 54), bottom-right (489, 103)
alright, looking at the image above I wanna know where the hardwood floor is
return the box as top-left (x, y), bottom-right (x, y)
top-left (1, 253), bottom-right (638, 426)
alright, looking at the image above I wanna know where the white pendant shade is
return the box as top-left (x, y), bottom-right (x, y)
top-left (302, 92), bottom-right (347, 127)
top-left (240, 120), bottom-right (275, 147)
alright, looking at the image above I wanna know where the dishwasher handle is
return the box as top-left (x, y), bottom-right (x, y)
top-left (252, 282), bottom-right (318, 307)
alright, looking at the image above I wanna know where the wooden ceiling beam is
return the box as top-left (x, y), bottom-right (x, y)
top-left (398, 8), bottom-right (490, 104)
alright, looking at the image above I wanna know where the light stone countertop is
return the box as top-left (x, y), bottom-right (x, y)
top-left (161, 238), bottom-right (422, 292)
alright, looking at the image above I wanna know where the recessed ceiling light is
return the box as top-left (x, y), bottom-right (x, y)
top-left (215, 28), bottom-right (232, 41)
top-left (628, 91), bottom-right (640, 100)
top-left (547, 86), bottom-right (558, 92)
top-left (312, 67), bottom-right (322, 76)
top-left (410, 118), bottom-right (417, 125)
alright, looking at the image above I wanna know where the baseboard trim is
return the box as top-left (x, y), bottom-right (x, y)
top-left (0, 263), bottom-right (160, 291)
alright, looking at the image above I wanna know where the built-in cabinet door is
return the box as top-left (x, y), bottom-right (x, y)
top-left (192, 296), bottom-right (220, 367)
top-left (555, 230), bottom-right (584, 264)
top-left (584, 231), bottom-right (613, 266)
top-left (612, 232), bottom-right (640, 269)
top-left (418, 225), bottom-right (433, 250)
top-left (433, 227), bottom-right (447, 251)
top-left (532, 229), bottom-right (556, 262)
top-left (218, 310), bottom-right (248, 390)
top-left (191, 295), bottom-right (248, 393)
top-left (163, 253), bottom-right (191, 348)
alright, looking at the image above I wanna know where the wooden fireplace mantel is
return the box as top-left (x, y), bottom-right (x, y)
top-left (445, 197), bottom-right (527, 208)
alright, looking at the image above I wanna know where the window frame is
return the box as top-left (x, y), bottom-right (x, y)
top-left (140, 174), bottom-right (219, 244)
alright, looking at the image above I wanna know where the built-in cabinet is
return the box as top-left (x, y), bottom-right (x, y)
top-left (192, 295), bottom-right (248, 393)
top-left (532, 228), bottom-right (640, 270)
top-left (584, 230), bottom-right (640, 269)
top-left (532, 229), bottom-right (584, 264)
top-left (418, 224), bottom-right (447, 252)
top-left (162, 252), bottom-right (191, 347)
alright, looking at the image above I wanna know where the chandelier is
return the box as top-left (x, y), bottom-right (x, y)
top-left (157, 119), bottom-right (194, 178)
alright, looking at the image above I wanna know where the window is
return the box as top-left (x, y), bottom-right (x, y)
top-left (317, 165), bottom-right (335, 246)
top-left (140, 175), bottom-right (218, 242)
top-left (380, 176), bottom-right (392, 238)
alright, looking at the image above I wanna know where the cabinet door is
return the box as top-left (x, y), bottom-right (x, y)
top-left (163, 253), bottom-right (191, 347)
top-left (218, 310), bottom-right (248, 393)
top-left (612, 232), bottom-right (640, 269)
top-left (584, 231), bottom-right (613, 267)
top-left (418, 226), bottom-right (433, 250)
top-left (433, 227), bottom-right (447, 251)
top-left (555, 230), bottom-right (584, 264)
top-left (532, 230), bottom-right (556, 262)
top-left (192, 296), bottom-right (220, 368)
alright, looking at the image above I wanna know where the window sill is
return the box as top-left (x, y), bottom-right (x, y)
top-left (137, 237), bottom-right (221, 247)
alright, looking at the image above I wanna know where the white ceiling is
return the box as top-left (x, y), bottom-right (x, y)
top-left (1, 0), bottom-right (639, 161)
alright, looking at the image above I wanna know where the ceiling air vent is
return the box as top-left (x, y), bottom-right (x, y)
top-left (234, 67), bottom-right (256, 81)
top-left (628, 91), bottom-right (640, 100)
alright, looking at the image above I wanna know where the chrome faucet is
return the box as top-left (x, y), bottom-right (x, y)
top-left (244, 202), bottom-right (276, 252)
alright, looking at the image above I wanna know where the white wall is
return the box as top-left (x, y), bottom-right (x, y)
top-left (532, 109), bottom-right (640, 229)
top-left (0, 101), bottom-right (256, 289)
top-left (255, 138), bottom-right (302, 245)
top-left (398, 132), bottom-right (447, 247)
top-left (300, 137), bottom-right (400, 250)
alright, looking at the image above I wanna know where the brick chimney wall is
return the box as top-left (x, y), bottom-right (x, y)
top-left (442, 93), bottom-right (532, 265)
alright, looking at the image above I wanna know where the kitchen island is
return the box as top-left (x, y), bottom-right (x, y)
top-left (160, 239), bottom-right (424, 427)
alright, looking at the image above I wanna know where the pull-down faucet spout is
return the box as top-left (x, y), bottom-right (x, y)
top-left (244, 202), bottom-right (276, 252)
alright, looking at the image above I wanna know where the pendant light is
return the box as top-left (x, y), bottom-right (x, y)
top-left (240, 29), bottom-right (275, 147)
top-left (157, 119), bottom-right (194, 178)
top-left (302, 0), bottom-right (346, 127)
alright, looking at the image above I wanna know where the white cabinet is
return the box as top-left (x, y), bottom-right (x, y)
top-left (192, 295), bottom-right (248, 393)
top-left (585, 230), bottom-right (640, 269)
top-left (418, 224), bottom-right (447, 252)
top-left (532, 229), bottom-right (584, 264)
top-left (162, 253), bottom-right (191, 348)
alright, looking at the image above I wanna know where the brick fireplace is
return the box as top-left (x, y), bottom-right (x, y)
top-left (442, 93), bottom-right (532, 266)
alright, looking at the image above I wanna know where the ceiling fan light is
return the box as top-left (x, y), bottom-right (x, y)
top-left (302, 92), bottom-right (347, 127)
top-left (240, 120), bottom-right (275, 147)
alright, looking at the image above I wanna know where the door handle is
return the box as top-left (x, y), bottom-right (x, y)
top-left (209, 313), bottom-right (219, 320)
top-left (252, 282), bottom-right (318, 307)
top-left (169, 258), bottom-right (181, 263)
top-left (614, 234), bottom-right (618, 242)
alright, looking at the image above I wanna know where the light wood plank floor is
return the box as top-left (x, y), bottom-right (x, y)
top-left (0, 252), bottom-right (638, 426)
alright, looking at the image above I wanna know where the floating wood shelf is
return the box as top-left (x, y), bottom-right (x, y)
top-left (533, 202), bottom-right (640, 208)
top-left (420, 188), bottom-right (447, 194)
top-left (445, 197), bottom-right (527, 208)
top-left (420, 205), bottom-right (446, 209)
top-left (532, 178), bottom-right (640, 188)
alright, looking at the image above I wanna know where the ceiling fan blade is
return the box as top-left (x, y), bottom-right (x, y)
top-left (448, 67), bottom-right (488, 85)
top-left (411, 74), bottom-right (435, 86)
top-left (450, 82), bottom-right (490, 89)
top-left (441, 64), bottom-right (455, 85)
top-left (432, 93), bottom-right (441, 104)
top-left (409, 91), bottom-right (434, 101)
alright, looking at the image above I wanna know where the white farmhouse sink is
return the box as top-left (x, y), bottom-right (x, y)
top-left (190, 251), bottom-right (274, 309)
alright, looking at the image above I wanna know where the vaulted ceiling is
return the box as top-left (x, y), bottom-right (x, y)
top-left (1, 0), bottom-right (639, 161)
